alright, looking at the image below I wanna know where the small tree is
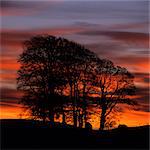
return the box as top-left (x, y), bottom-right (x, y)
top-left (93, 59), bottom-right (137, 130)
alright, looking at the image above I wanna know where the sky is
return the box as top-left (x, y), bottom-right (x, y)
top-left (0, 0), bottom-right (149, 128)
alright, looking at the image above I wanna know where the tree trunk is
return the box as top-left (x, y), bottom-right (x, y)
top-left (73, 83), bottom-right (77, 127)
top-left (49, 111), bottom-right (54, 123)
top-left (73, 110), bottom-right (77, 127)
top-left (70, 82), bottom-right (77, 127)
top-left (60, 89), bottom-right (66, 124)
top-left (62, 110), bottom-right (66, 124)
top-left (43, 116), bottom-right (46, 124)
top-left (83, 84), bottom-right (87, 127)
top-left (79, 112), bottom-right (83, 128)
top-left (83, 111), bottom-right (87, 127)
top-left (100, 104), bottom-right (107, 130)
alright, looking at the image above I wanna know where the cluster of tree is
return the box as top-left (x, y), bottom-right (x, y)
top-left (17, 35), bottom-right (136, 130)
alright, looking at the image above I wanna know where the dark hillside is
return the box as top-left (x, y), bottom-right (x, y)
top-left (1, 119), bottom-right (149, 149)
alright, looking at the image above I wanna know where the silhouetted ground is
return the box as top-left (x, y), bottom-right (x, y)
top-left (1, 119), bottom-right (149, 149)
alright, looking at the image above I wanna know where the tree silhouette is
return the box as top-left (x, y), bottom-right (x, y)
top-left (17, 35), bottom-right (99, 126)
top-left (17, 35), bottom-right (136, 130)
top-left (93, 59), bottom-right (137, 130)
top-left (76, 56), bottom-right (99, 128)
top-left (17, 35), bottom-right (68, 122)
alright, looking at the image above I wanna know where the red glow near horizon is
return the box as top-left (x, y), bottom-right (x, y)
top-left (0, 1), bottom-right (149, 128)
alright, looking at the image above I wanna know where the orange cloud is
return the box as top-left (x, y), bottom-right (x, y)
top-left (114, 55), bottom-right (149, 74)
top-left (0, 56), bottom-right (20, 71)
top-left (118, 107), bottom-right (150, 127)
top-left (1, 74), bottom-right (17, 82)
top-left (0, 102), bottom-right (25, 119)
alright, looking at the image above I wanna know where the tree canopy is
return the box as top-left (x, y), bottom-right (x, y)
top-left (17, 35), bottom-right (136, 130)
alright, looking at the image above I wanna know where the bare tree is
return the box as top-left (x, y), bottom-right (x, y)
top-left (93, 59), bottom-right (137, 130)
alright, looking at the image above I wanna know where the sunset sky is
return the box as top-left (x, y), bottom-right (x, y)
top-left (0, 0), bottom-right (149, 129)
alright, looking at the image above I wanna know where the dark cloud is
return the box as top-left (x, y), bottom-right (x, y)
top-left (1, 0), bottom-right (55, 16)
top-left (131, 83), bottom-right (149, 112)
top-left (79, 31), bottom-right (149, 48)
top-left (134, 72), bottom-right (149, 82)
top-left (85, 42), bottom-right (126, 59)
top-left (133, 101), bottom-right (149, 113)
top-left (108, 22), bottom-right (148, 34)
top-left (1, 1), bottom-right (35, 9)
top-left (135, 87), bottom-right (149, 101)
top-left (0, 102), bottom-right (20, 108)
top-left (84, 42), bottom-right (149, 74)
top-left (116, 55), bottom-right (149, 63)
top-left (0, 88), bottom-right (23, 102)
top-left (74, 21), bottom-right (101, 28)
top-left (1, 26), bottom-right (83, 56)
top-left (1, 30), bottom-right (32, 50)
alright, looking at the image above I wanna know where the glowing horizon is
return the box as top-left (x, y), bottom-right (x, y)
top-left (0, 0), bottom-right (149, 128)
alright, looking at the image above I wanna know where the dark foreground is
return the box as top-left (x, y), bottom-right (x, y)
top-left (1, 119), bottom-right (149, 149)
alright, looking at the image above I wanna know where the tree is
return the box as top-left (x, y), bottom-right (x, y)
top-left (93, 59), bottom-right (137, 130)
top-left (17, 35), bottom-right (136, 129)
top-left (17, 35), bottom-right (68, 122)
top-left (17, 35), bottom-right (99, 126)
top-left (76, 56), bottom-right (99, 128)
